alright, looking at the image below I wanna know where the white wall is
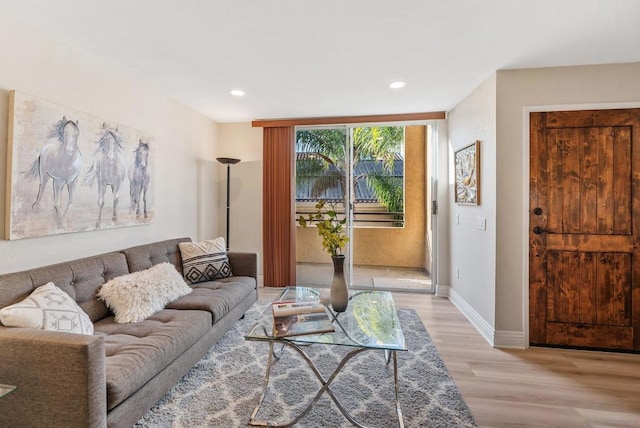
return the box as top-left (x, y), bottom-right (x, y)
top-left (495, 62), bottom-right (640, 345)
top-left (216, 123), bottom-right (263, 272)
top-left (0, 12), bottom-right (220, 274)
top-left (446, 74), bottom-right (497, 341)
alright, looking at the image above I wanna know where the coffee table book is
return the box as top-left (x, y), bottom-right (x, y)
top-left (272, 300), bottom-right (327, 316)
top-left (272, 301), bottom-right (335, 338)
top-left (0, 384), bottom-right (16, 399)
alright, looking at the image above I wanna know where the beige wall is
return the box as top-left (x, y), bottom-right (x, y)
top-left (495, 62), bottom-right (640, 338)
top-left (215, 123), bottom-right (264, 278)
top-left (447, 63), bottom-right (640, 347)
top-left (0, 12), bottom-right (220, 274)
top-left (216, 123), bottom-right (263, 258)
top-left (446, 63), bottom-right (640, 347)
top-left (447, 73), bottom-right (497, 329)
top-left (296, 125), bottom-right (426, 268)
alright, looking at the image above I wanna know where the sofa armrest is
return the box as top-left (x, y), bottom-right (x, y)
top-left (227, 252), bottom-right (258, 281)
top-left (0, 327), bottom-right (106, 428)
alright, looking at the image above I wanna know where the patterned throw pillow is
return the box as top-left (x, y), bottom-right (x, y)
top-left (0, 282), bottom-right (94, 335)
top-left (178, 237), bottom-right (232, 285)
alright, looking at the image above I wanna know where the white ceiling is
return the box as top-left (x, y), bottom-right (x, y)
top-left (2, 0), bottom-right (640, 122)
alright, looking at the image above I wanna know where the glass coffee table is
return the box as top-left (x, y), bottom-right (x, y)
top-left (245, 287), bottom-right (407, 428)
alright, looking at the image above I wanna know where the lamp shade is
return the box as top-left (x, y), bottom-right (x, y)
top-left (216, 157), bottom-right (241, 165)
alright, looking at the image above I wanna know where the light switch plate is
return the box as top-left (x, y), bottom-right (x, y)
top-left (477, 216), bottom-right (486, 231)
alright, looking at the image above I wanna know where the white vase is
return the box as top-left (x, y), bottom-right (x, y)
top-left (330, 255), bottom-right (348, 312)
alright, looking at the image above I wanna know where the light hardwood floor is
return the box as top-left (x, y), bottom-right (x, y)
top-left (258, 287), bottom-right (640, 428)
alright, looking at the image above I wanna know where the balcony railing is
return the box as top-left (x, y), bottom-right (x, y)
top-left (295, 210), bottom-right (405, 227)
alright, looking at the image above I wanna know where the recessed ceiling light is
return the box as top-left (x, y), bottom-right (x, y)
top-left (389, 81), bottom-right (406, 89)
top-left (230, 89), bottom-right (245, 97)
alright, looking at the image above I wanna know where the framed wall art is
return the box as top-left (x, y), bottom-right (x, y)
top-left (454, 140), bottom-right (480, 205)
top-left (5, 90), bottom-right (155, 240)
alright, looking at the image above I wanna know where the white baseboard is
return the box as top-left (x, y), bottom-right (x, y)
top-left (435, 284), bottom-right (449, 297)
top-left (446, 288), bottom-right (527, 349)
top-left (447, 287), bottom-right (495, 347)
top-left (494, 330), bottom-right (526, 349)
top-left (258, 276), bottom-right (264, 287)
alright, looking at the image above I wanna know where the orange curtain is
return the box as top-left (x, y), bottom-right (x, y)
top-left (263, 126), bottom-right (296, 287)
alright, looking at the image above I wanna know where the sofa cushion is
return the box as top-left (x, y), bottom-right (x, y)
top-left (0, 282), bottom-right (94, 335)
top-left (178, 237), bottom-right (232, 284)
top-left (165, 276), bottom-right (255, 323)
top-left (94, 309), bottom-right (211, 410)
top-left (98, 263), bottom-right (192, 323)
top-left (121, 237), bottom-right (190, 274)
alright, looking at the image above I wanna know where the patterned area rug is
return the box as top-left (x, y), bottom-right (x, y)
top-left (135, 301), bottom-right (477, 427)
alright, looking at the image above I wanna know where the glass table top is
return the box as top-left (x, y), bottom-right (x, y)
top-left (0, 384), bottom-right (16, 398)
top-left (246, 287), bottom-right (407, 351)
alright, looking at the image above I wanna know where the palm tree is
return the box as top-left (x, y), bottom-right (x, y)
top-left (296, 126), bottom-right (404, 219)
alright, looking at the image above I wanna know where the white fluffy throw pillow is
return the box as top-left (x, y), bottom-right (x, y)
top-left (0, 282), bottom-right (94, 335)
top-left (179, 237), bottom-right (232, 285)
top-left (98, 262), bottom-right (192, 323)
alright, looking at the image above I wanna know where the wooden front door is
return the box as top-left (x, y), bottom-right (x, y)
top-left (529, 109), bottom-right (640, 351)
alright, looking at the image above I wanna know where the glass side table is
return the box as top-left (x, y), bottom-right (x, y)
top-left (0, 384), bottom-right (16, 398)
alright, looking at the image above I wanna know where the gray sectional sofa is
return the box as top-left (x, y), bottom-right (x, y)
top-left (0, 237), bottom-right (258, 428)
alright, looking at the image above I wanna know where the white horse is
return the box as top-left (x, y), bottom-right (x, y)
top-left (26, 116), bottom-right (82, 223)
top-left (129, 140), bottom-right (151, 218)
top-left (83, 123), bottom-right (126, 226)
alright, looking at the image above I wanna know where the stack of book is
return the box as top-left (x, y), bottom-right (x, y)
top-left (272, 300), bottom-right (335, 338)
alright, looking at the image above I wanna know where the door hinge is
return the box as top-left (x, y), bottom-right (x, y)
top-left (431, 200), bottom-right (438, 215)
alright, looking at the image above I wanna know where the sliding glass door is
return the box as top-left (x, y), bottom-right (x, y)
top-left (295, 125), bottom-right (350, 285)
top-left (295, 124), bottom-right (432, 292)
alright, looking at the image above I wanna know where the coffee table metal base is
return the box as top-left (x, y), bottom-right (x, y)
top-left (249, 339), bottom-right (404, 428)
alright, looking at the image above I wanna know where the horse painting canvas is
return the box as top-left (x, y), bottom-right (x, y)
top-left (5, 91), bottom-right (155, 240)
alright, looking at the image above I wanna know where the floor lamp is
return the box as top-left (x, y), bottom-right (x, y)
top-left (216, 157), bottom-right (241, 250)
